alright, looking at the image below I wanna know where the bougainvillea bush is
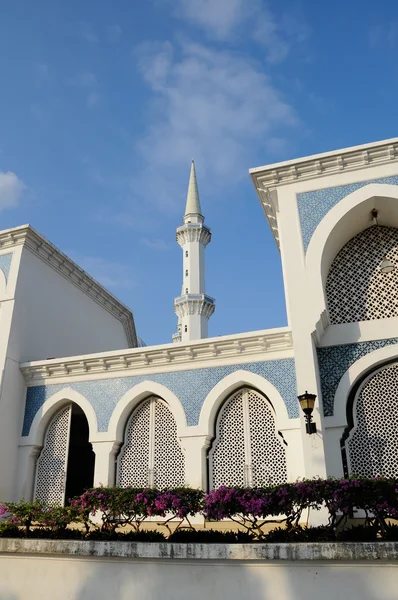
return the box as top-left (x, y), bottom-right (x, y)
top-left (0, 478), bottom-right (397, 541)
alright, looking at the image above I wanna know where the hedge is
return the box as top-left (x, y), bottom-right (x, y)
top-left (0, 477), bottom-right (397, 541)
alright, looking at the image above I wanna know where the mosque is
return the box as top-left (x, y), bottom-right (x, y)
top-left (1, 136), bottom-right (398, 505)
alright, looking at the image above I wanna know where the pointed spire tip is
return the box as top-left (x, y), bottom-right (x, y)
top-left (184, 159), bottom-right (202, 216)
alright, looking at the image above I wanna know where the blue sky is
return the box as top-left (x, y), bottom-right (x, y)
top-left (0, 0), bottom-right (397, 346)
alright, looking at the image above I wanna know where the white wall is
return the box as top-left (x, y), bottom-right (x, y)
top-left (273, 160), bottom-right (398, 481)
top-left (9, 247), bottom-right (129, 363)
top-left (0, 553), bottom-right (396, 600)
top-left (0, 243), bottom-right (131, 501)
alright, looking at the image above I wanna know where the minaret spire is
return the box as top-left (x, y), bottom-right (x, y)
top-left (184, 160), bottom-right (202, 217)
top-left (172, 161), bottom-right (215, 343)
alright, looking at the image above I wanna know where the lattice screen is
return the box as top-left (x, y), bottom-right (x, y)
top-left (347, 363), bottom-right (398, 478)
top-left (117, 399), bottom-right (151, 487)
top-left (326, 225), bottom-right (398, 324)
top-left (209, 388), bottom-right (287, 488)
top-left (117, 396), bottom-right (185, 488)
top-left (153, 399), bottom-right (185, 488)
top-left (210, 390), bottom-right (246, 487)
top-left (247, 389), bottom-right (287, 486)
top-left (34, 405), bottom-right (72, 505)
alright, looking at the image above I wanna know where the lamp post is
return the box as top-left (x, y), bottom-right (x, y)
top-left (298, 391), bottom-right (317, 434)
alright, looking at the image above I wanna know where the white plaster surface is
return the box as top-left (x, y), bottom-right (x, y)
top-left (0, 541), bottom-right (397, 600)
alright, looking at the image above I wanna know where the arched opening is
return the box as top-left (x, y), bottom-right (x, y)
top-left (34, 403), bottom-right (95, 505)
top-left (326, 225), bottom-right (398, 324)
top-left (208, 387), bottom-right (287, 489)
top-left (342, 361), bottom-right (398, 478)
top-left (116, 396), bottom-right (185, 488)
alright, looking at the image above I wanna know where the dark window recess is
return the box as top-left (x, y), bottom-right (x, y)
top-left (64, 405), bottom-right (95, 503)
top-left (185, 325), bottom-right (188, 333)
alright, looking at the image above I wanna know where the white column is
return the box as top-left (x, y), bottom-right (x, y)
top-left (179, 434), bottom-right (211, 490)
top-left (280, 427), bottom-right (305, 482)
top-left (15, 444), bottom-right (41, 501)
top-left (91, 441), bottom-right (120, 487)
top-left (323, 426), bottom-right (346, 478)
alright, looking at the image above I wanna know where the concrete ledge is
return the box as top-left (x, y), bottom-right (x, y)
top-left (0, 538), bottom-right (397, 561)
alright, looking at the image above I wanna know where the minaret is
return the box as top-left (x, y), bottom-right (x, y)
top-left (172, 161), bottom-right (215, 343)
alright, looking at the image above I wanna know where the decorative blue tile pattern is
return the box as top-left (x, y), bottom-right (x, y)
top-left (298, 176), bottom-right (398, 251)
top-left (317, 338), bottom-right (398, 416)
top-left (23, 358), bottom-right (298, 436)
top-left (0, 253), bottom-right (13, 282)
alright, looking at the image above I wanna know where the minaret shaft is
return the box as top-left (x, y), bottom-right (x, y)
top-left (172, 161), bottom-right (215, 343)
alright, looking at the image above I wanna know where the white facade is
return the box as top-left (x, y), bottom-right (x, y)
top-left (1, 138), bottom-right (398, 509)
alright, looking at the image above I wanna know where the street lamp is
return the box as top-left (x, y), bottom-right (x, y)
top-left (297, 391), bottom-right (317, 435)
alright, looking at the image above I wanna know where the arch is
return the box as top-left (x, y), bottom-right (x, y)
top-left (107, 381), bottom-right (188, 442)
top-left (198, 370), bottom-right (296, 437)
top-left (0, 269), bottom-right (7, 297)
top-left (342, 361), bottom-right (398, 478)
top-left (116, 395), bottom-right (185, 488)
top-left (326, 344), bottom-right (398, 428)
top-left (325, 225), bottom-right (398, 324)
top-left (21, 388), bottom-right (99, 446)
top-left (306, 183), bottom-right (398, 326)
top-left (208, 387), bottom-right (288, 488)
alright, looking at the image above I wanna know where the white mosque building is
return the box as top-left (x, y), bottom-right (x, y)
top-left (1, 136), bottom-right (398, 506)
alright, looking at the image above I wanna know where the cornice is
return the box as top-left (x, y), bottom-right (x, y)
top-left (250, 138), bottom-right (398, 189)
top-left (0, 225), bottom-right (137, 347)
top-left (20, 327), bottom-right (294, 384)
top-left (176, 223), bottom-right (211, 247)
top-left (250, 138), bottom-right (398, 250)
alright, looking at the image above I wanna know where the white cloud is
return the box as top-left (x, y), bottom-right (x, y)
top-left (0, 172), bottom-right (25, 210)
top-left (174, 0), bottom-right (247, 39)
top-left (133, 41), bottom-right (296, 211)
top-left (69, 254), bottom-right (137, 290)
top-left (141, 237), bottom-right (168, 250)
top-left (171, 0), bottom-right (309, 63)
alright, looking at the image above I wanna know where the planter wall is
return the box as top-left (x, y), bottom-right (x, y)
top-left (0, 540), bottom-right (397, 600)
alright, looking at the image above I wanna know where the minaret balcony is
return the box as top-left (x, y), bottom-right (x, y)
top-left (176, 223), bottom-right (211, 247)
top-left (174, 294), bottom-right (216, 318)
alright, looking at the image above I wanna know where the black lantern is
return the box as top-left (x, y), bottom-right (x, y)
top-left (372, 208), bottom-right (395, 274)
top-left (297, 391), bottom-right (317, 434)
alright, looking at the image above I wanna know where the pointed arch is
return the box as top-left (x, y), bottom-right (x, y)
top-left (326, 343), bottom-right (398, 428)
top-left (198, 370), bottom-right (295, 437)
top-left (21, 388), bottom-right (98, 446)
top-left (306, 183), bottom-right (398, 326)
top-left (208, 386), bottom-right (289, 488)
top-left (107, 380), bottom-right (188, 442)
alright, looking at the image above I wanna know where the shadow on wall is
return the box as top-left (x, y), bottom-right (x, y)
top-left (60, 559), bottom-right (397, 600)
top-left (0, 553), bottom-right (395, 599)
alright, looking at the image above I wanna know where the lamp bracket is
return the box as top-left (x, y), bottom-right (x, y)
top-left (306, 422), bottom-right (317, 435)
